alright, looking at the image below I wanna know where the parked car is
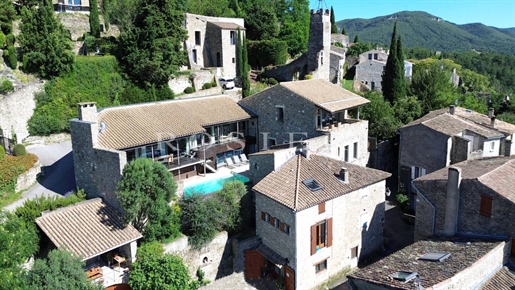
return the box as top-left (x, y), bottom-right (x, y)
top-left (219, 77), bottom-right (235, 89)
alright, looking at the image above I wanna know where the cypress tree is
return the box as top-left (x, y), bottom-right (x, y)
top-left (236, 28), bottom-right (243, 78)
top-left (382, 22), bottom-right (398, 104)
top-left (89, 0), bottom-right (100, 37)
top-left (353, 34), bottom-right (359, 43)
top-left (0, 0), bottom-right (16, 35)
top-left (341, 26), bottom-right (346, 35)
top-left (330, 6), bottom-right (338, 34)
top-left (242, 34), bottom-right (250, 98)
top-left (103, 0), bottom-right (110, 31)
top-left (394, 35), bottom-right (406, 101)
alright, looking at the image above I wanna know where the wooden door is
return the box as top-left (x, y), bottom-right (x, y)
top-left (284, 265), bottom-right (295, 290)
top-left (244, 250), bottom-right (265, 280)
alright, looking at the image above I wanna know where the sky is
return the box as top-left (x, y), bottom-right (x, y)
top-left (310, 0), bottom-right (515, 28)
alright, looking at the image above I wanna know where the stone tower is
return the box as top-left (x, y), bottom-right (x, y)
top-left (306, 9), bottom-right (331, 81)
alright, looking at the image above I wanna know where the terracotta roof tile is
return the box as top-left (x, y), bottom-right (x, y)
top-left (97, 96), bottom-right (251, 149)
top-left (252, 154), bottom-right (390, 211)
top-left (400, 107), bottom-right (515, 137)
top-left (480, 267), bottom-right (515, 290)
top-left (348, 239), bottom-right (502, 289)
top-left (36, 198), bottom-right (142, 261)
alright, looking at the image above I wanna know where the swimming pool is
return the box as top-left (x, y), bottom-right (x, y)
top-left (184, 174), bottom-right (250, 195)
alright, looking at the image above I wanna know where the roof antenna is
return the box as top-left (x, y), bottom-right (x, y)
top-left (315, 0), bottom-right (327, 10)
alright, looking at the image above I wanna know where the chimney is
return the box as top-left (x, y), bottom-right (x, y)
top-left (488, 108), bottom-right (495, 127)
top-left (443, 166), bottom-right (461, 236)
top-left (78, 102), bottom-right (98, 122)
top-left (301, 143), bottom-right (310, 159)
top-left (339, 167), bottom-right (348, 183)
top-left (449, 105), bottom-right (455, 115)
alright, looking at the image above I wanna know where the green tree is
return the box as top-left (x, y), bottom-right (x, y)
top-left (102, 0), bottom-right (110, 31)
top-left (360, 91), bottom-right (399, 141)
top-left (382, 22), bottom-right (399, 104)
top-left (242, 35), bottom-right (250, 97)
top-left (330, 6), bottom-right (338, 34)
top-left (0, 212), bottom-right (39, 289)
top-left (243, 0), bottom-right (279, 40)
top-left (187, 0), bottom-right (234, 17)
top-left (393, 35), bottom-right (407, 102)
top-left (393, 96), bottom-right (422, 124)
top-left (115, 158), bottom-right (181, 242)
top-left (18, 1), bottom-right (74, 78)
top-left (0, 0), bottom-right (16, 35)
top-left (276, 0), bottom-right (310, 56)
top-left (214, 180), bottom-right (246, 232)
top-left (89, 0), bottom-right (101, 37)
top-left (130, 253), bottom-right (192, 290)
top-left (26, 249), bottom-right (102, 290)
top-left (341, 25), bottom-right (346, 35)
top-left (117, 0), bottom-right (188, 88)
top-left (353, 34), bottom-right (359, 43)
top-left (346, 41), bottom-right (372, 57)
top-left (236, 28), bottom-right (244, 78)
top-left (109, 0), bottom-right (139, 33)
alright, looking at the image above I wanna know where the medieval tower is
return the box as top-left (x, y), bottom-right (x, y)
top-left (306, 8), bottom-right (331, 81)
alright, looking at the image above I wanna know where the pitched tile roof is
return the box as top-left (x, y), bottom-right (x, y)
top-left (256, 243), bottom-right (288, 265)
top-left (97, 95), bottom-right (251, 149)
top-left (240, 79), bottom-right (369, 113)
top-left (400, 106), bottom-right (515, 138)
top-left (252, 154), bottom-right (390, 211)
top-left (480, 267), bottom-right (515, 290)
top-left (414, 156), bottom-right (515, 204)
top-left (35, 198), bottom-right (142, 261)
top-left (348, 239), bottom-right (502, 289)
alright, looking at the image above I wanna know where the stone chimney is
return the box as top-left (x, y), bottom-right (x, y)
top-left (339, 167), bottom-right (348, 183)
top-left (300, 143), bottom-right (310, 159)
top-left (488, 107), bottom-right (495, 127)
top-left (78, 102), bottom-right (98, 122)
top-left (449, 105), bottom-right (455, 115)
top-left (443, 166), bottom-right (461, 236)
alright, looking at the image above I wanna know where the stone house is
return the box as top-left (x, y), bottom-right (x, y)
top-left (246, 151), bottom-right (391, 290)
top-left (413, 157), bottom-right (515, 250)
top-left (238, 79), bottom-right (370, 167)
top-left (398, 105), bottom-right (515, 204)
top-left (52, 0), bottom-right (90, 12)
top-left (354, 48), bottom-right (413, 92)
top-left (347, 238), bottom-right (512, 290)
top-left (184, 13), bottom-right (245, 79)
top-left (70, 95), bottom-right (251, 206)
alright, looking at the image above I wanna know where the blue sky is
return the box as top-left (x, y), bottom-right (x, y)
top-left (310, 0), bottom-right (515, 28)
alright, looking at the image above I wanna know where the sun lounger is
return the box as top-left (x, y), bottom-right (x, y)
top-left (226, 157), bottom-right (236, 168)
top-left (240, 154), bottom-right (249, 164)
top-left (233, 155), bottom-right (242, 166)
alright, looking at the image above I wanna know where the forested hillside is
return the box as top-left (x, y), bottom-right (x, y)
top-left (337, 11), bottom-right (515, 55)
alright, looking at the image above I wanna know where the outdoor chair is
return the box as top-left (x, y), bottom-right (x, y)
top-left (240, 154), bottom-right (249, 164)
top-left (226, 157), bottom-right (236, 169)
top-left (233, 155), bottom-right (243, 166)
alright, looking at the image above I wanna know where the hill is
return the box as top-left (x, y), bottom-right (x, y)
top-left (337, 11), bottom-right (515, 55)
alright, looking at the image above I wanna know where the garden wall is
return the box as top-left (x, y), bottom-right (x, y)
top-left (15, 159), bottom-right (41, 192)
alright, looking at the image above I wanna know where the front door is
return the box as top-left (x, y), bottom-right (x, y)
top-left (284, 265), bottom-right (295, 290)
top-left (244, 250), bottom-right (265, 280)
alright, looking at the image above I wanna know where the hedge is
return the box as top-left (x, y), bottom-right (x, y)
top-left (247, 39), bottom-right (288, 67)
top-left (0, 153), bottom-right (38, 191)
top-left (13, 144), bottom-right (26, 156)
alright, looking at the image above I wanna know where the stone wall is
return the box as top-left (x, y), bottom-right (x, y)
top-left (0, 82), bottom-right (43, 141)
top-left (163, 232), bottom-right (231, 281)
top-left (354, 60), bottom-right (385, 91)
top-left (15, 159), bottom-right (41, 192)
top-left (452, 135), bottom-right (469, 164)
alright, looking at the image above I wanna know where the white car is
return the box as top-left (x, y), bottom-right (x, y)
top-left (219, 77), bottom-right (235, 90)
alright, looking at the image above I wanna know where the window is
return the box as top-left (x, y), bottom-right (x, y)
top-left (480, 195), bottom-right (493, 218)
top-left (232, 57), bottom-right (235, 63)
top-left (261, 212), bottom-right (271, 222)
top-left (276, 107), bottom-right (284, 122)
top-left (230, 31), bottom-right (236, 45)
top-left (274, 218), bottom-right (280, 228)
top-left (195, 31), bottom-right (201, 45)
top-left (318, 202), bottom-right (325, 214)
top-left (351, 246), bottom-right (358, 259)
top-left (368, 54), bottom-right (372, 60)
top-left (310, 218), bottom-right (332, 255)
top-left (284, 224), bottom-right (290, 235)
top-left (315, 260), bottom-right (327, 273)
top-left (303, 178), bottom-right (323, 191)
top-left (192, 49), bottom-right (197, 64)
top-left (353, 142), bottom-right (358, 159)
top-left (374, 53), bottom-right (378, 60)
top-left (371, 81), bottom-right (375, 90)
top-left (344, 145), bottom-right (349, 162)
top-left (411, 166), bottom-right (426, 179)
top-left (268, 138), bottom-right (276, 149)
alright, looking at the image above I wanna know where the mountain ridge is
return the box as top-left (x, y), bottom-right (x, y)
top-left (336, 11), bottom-right (515, 55)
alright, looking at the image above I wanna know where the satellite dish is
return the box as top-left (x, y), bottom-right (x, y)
top-left (385, 187), bottom-right (391, 197)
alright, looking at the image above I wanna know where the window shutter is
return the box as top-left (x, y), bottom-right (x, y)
top-left (480, 196), bottom-right (493, 218)
top-left (411, 166), bottom-right (415, 179)
top-left (261, 211), bottom-right (265, 221)
top-left (318, 202), bottom-right (326, 214)
top-left (270, 217), bottom-right (275, 226)
top-left (311, 224), bottom-right (317, 255)
top-left (421, 168), bottom-right (426, 176)
top-left (327, 218), bottom-right (333, 247)
top-left (280, 222), bottom-right (284, 232)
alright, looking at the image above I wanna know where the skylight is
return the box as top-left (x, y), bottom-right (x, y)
top-left (390, 271), bottom-right (418, 282)
top-left (302, 178), bottom-right (322, 191)
top-left (418, 252), bottom-right (451, 262)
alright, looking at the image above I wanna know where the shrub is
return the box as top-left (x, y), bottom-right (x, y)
top-left (0, 145), bottom-right (5, 160)
top-left (0, 32), bottom-right (5, 48)
top-left (201, 82), bottom-right (212, 90)
top-left (247, 39), bottom-right (288, 67)
top-left (268, 78), bottom-right (278, 85)
top-left (0, 79), bottom-right (14, 94)
top-left (7, 45), bottom-right (17, 69)
top-left (5, 34), bottom-right (14, 46)
top-left (13, 144), bottom-right (26, 156)
top-left (0, 153), bottom-right (38, 192)
top-left (184, 87), bottom-right (194, 94)
top-left (396, 193), bottom-right (409, 210)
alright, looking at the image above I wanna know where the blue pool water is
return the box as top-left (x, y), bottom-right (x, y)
top-left (184, 174), bottom-right (250, 195)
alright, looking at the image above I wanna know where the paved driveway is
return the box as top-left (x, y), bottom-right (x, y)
top-left (3, 140), bottom-right (76, 211)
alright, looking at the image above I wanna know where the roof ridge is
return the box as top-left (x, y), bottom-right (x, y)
top-left (37, 198), bottom-right (103, 218)
top-left (477, 158), bottom-right (515, 181)
top-left (293, 154), bottom-right (302, 211)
